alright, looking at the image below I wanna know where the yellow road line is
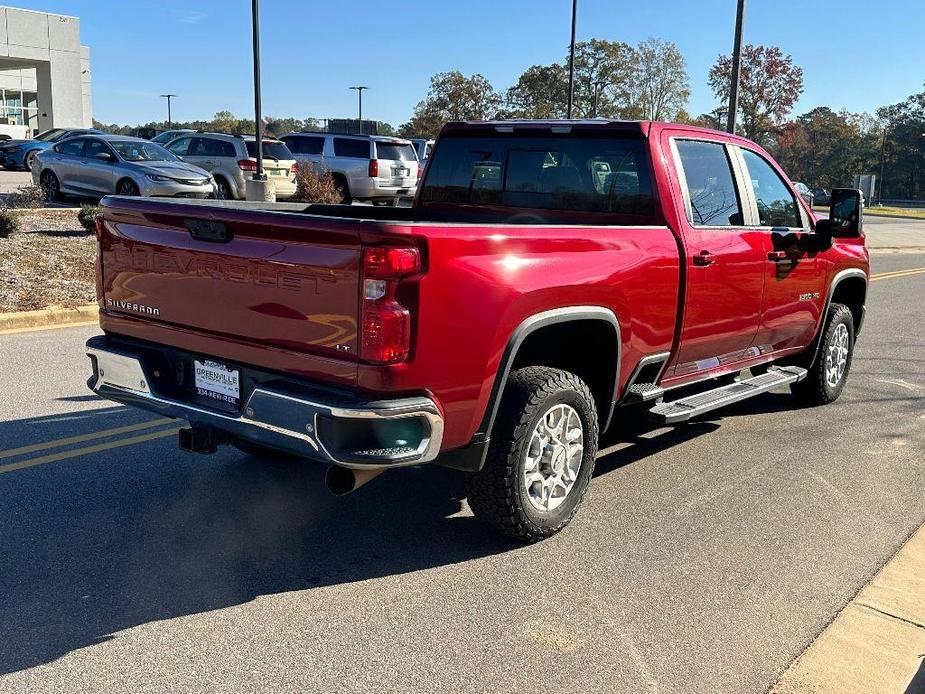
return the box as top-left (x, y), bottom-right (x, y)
top-left (870, 266), bottom-right (925, 281)
top-left (0, 427), bottom-right (180, 475)
top-left (0, 418), bottom-right (174, 460)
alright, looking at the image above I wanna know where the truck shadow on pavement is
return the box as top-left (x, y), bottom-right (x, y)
top-left (0, 401), bottom-right (715, 676)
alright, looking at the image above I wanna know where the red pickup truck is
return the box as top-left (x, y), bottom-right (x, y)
top-left (86, 120), bottom-right (869, 542)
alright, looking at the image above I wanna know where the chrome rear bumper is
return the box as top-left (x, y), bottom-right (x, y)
top-left (86, 338), bottom-right (444, 469)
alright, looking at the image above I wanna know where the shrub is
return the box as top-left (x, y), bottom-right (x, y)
top-left (78, 204), bottom-right (100, 232)
top-left (292, 162), bottom-right (344, 204)
top-left (0, 208), bottom-right (20, 238)
top-left (6, 184), bottom-right (45, 209)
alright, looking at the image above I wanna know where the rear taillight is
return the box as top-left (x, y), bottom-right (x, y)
top-left (360, 246), bottom-right (421, 364)
top-left (290, 162), bottom-right (297, 176)
top-left (237, 159), bottom-right (258, 172)
top-left (368, 159), bottom-right (379, 178)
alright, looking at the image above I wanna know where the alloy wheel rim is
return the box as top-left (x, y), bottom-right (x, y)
top-left (824, 323), bottom-right (850, 388)
top-left (523, 403), bottom-right (584, 512)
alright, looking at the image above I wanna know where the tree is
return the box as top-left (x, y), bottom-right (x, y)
top-left (400, 71), bottom-right (502, 138)
top-left (505, 64), bottom-right (568, 119)
top-left (708, 44), bottom-right (803, 144)
top-left (570, 39), bottom-right (638, 118)
top-left (632, 37), bottom-right (690, 121)
top-left (874, 85), bottom-right (925, 200)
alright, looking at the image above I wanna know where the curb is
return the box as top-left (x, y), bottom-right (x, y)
top-left (0, 304), bottom-right (98, 334)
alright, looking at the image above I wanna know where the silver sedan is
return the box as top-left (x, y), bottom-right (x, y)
top-left (33, 134), bottom-right (216, 200)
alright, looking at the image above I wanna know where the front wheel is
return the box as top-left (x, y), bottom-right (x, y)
top-left (116, 178), bottom-right (140, 196)
top-left (791, 303), bottom-right (855, 405)
top-left (23, 149), bottom-right (37, 172)
top-left (465, 366), bottom-right (599, 543)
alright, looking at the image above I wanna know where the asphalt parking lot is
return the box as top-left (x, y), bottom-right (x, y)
top-left (0, 247), bottom-right (924, 693)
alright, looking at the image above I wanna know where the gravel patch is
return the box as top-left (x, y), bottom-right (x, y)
top-left (0, 209), bottom-right (96, 312)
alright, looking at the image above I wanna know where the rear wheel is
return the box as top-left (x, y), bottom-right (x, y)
top-left (23, 149), bottom-right (37, 172)
top-left (372, 198), bottom-right (397, 207)
top-left (791, 303), bottom-right (855, 405)
top-left (332, 175), bottom-right (351, 204)
top-left (40, 170), bottom-right (60, 201)
top-left (214, 176), bottom-right (232, 200)
top-left (465, 366), bottom-right (599, 543)
top-left (116, 178), bottom-right (140, 196)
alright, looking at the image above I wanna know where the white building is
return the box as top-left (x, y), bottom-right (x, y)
top-left (0, 6), bottom-right (92, 134)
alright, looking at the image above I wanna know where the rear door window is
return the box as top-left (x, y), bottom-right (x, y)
top-left (285, 136), bottom-right (324, 155)
top-left (420, 132), bottom-right (659, 222)
top-left (674, 139), bottom-right (743, 227)
top-left (375, 142), bottom-right (417, 161)
top-left (55, 138), bottom-right (86, 157)
top-left (333, 138), bottom-right (371, 159)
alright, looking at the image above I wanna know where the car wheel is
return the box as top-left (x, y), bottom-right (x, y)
top-left (791, 303), bottom-right (855, 405)
top-left (116, 178), bottom-right (140, 196)
top-left (23, 149), bottom-right (37, 172)
top-left (214, 176), bottom-right (232, 200)
top-left (465, 366), bottom-right (599, 543)
top-left (40, 170), bottom-right (61, 201)
top-left (372, 199), bottom-right (397, 207)
top-left (333, 175), bottom-right (352, 204)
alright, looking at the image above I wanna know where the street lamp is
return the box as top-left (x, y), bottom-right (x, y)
top-left (349, 86), bottom-right (368, 135)
top-left (250, 0), bottom-right (266, 183)
top-left (159, 94), bottom-right (176, 128)
top-left (726, 0), bottom-right (746, 134)
top-left (567, 0), bottom-right (578, 119)
top-left (591, 79), bottom-right (605, 118)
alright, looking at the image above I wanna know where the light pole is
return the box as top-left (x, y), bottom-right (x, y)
top-left (567, 0), bottom-right (577, 118)
top-left (726, 0), bottom-right (746, 134)
top-left (250, 0), bottom-right (265, 182)
top-left (591, 80), bottom-right (605, 118)
top-left (159, 94), bottom-right (176, 128)
top-left (877, 124), bottom-right (890, 206)
top-left (349, 86), bottom-right (368, 134)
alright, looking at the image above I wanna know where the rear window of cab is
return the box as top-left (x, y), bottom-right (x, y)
top-left (420, 132), bottom-right (660, 224)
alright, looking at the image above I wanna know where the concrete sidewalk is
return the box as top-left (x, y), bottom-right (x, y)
top-left (864, 216), bottom-right (925, 252)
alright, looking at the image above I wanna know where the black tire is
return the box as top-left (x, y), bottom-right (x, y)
top-left (214, 176), bottom-right (232, 200)
top-left (40, 170), bottom-right (61, 201)
top-left (333, 175), bottom-right (352, 204)
top-left (465, 366), bottom-right (599, 543)
top-left (116, 178), bottom-right (140, 196)
top-left (791, 303), bottom-right (855, 405)
top-left (23, 149), bottom-right (37, 172)
top-left (372, 198), bottom-right (397, 207)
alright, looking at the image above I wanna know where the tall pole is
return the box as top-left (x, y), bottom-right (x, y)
top-left (160, 94), bottom-right (176, 129)
top-left (878, 126), bottom-right (888, 205)
top-left (350, 86), bottom-right (368, 135)
top-left (726, 0), bottom-right (746, 134)
top-left (251, 0), bottom-right (265, 181)
top-left (567, 0), bottom-right (577, 118)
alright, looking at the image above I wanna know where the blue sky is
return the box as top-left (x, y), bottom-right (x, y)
top-left (15, 0), bottom-right (925, 126)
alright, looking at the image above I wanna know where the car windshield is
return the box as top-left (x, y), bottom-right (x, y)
top-left (110, 141), bottom-right (177, 162)
top-left (35, 129), bottom-right (66, 142)
top-left (244, 140), bottom-right (292, 160)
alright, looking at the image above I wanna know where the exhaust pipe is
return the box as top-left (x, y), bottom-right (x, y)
top-left (325, 465), bottom-right (385, 496)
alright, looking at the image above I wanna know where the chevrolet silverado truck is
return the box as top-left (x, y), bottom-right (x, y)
top-left (86, 120), bottom-right (869, 542)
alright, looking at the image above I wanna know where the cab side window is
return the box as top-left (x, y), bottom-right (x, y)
top-left (674, 140), bottom-right (743, 227)
top-left (740, 149), bottom-right (802, 228)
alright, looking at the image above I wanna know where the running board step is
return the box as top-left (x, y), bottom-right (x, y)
top-left (622, 382), bottom-right (665, 404)
top-left (648, 366), bottom-right (808, 424)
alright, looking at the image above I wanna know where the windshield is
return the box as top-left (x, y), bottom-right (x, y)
top-left (35, 129), bottom-right (66, 142)
top-left (110, 141), bottom-right (178, 162)
top-left (244, 141), bottom-right (292, 160)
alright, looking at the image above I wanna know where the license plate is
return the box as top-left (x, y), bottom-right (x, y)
top-left (270, 168), bottom-right (287, 176)
top-left (392, 167), bottom-right (409, 177)
top-left (194, 359), bottom-right (240, 404)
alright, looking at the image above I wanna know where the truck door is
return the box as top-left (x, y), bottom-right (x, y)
top-left (665, 136), bottom-right (766, 379)
top-left (735, 146), bottom-right (824, 353)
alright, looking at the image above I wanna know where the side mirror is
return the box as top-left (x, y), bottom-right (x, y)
top-left (95, 151), bottom-right (115, 162)
top-left (828, 188), bottom-right (863, 237)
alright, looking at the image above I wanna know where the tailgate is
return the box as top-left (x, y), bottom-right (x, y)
top-left (97, 200), bottom-right (361, 369)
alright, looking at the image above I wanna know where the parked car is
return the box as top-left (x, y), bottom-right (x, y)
top-left (792, 181), bottom-right (814, 207)
top-left (0, 127), bottom-right (103, 171)
top-left (410, 138), bottom-right (435, 164)
top-left (810, 187), bottom-right (830, 206)
top-left (278, 132), bottom-right (418, 205)
top-left (164, 132), bottom-right (296, 200)
top-left (86, 119), bottom-right (868, 543)
top-left (33, 134), bottom-right (216, 200)
top-left (151, 128), bottom-right (195, 144)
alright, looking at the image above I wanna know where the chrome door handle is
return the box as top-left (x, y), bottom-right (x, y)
top-left (767, 251), bottom-right (790, 261)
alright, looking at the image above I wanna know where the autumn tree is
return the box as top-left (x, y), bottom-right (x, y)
top-left (400, 71), bottom-right (502, 138)
top-left (505, 64), bottom-right (568, 119)
top-left (632, 37), bottom-right (691, 121)
top-left (874, 85), bottom-right (925, 199)
top-left (570, 39), bottom-right (638, 118)
top-left (709, 44), bottom-right (803, 144)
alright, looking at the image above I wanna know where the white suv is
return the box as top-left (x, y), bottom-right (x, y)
top-left (164, 132), bottom-right (297, 200)
top-left (279, 132), bottom-right (418, 205)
